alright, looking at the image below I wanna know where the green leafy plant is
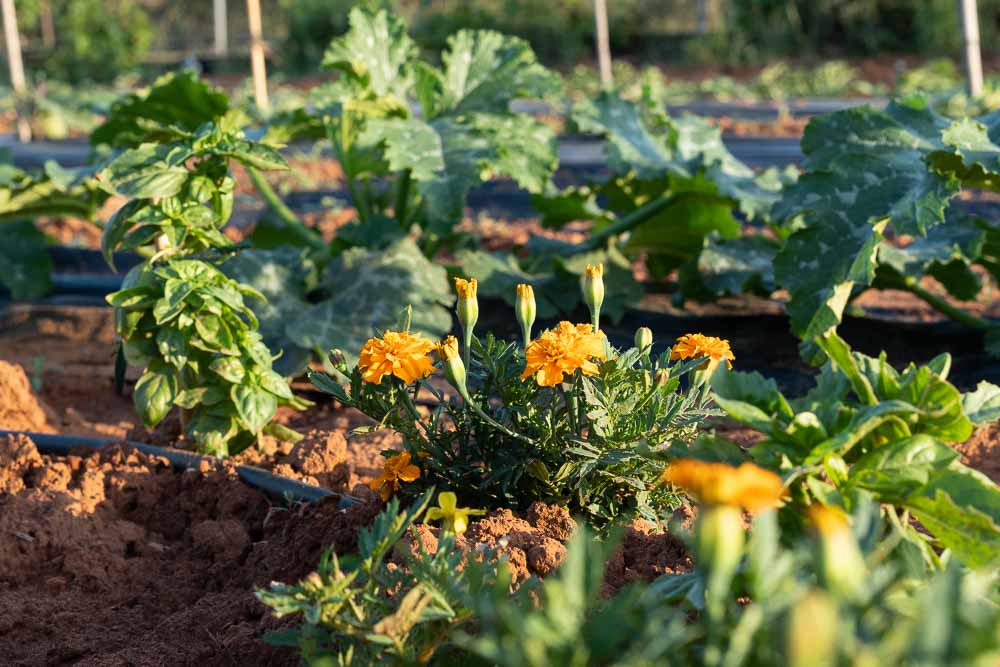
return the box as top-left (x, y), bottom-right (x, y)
top-left (770, 96), bottom-right (1000, 353)
top-left (263, 470), bottom-right (1000, 666)
top-left (99, 78), bottom-right (309, 455)
top-left (312, 278), bottom-right (719, 526)
top-left (707, 330), bottom-right (1000, 569)
top-left (260, 6), bottom-right (562, 255)
top-left (501, 90), bottom-right (791, 315)
top-left (0, 156), bottom-right (108, 299)
top-left (259, 490), bottom-right (493, 664)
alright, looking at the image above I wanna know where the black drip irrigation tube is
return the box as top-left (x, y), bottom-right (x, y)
top-left (0, 429), bottom-right (351, 507)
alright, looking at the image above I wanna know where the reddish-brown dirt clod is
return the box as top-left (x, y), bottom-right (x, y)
top-left (0, 360), bottom-right (57, 433)
top-left (954, 423), bottom-right (1000, 485)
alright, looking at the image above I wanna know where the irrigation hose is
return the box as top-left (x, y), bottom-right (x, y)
top-left (0, 429), bottom-right (352, 506)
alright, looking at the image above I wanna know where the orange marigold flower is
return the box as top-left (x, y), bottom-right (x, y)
top-left (662, 459), bottom-right (785, 512)
top-left (369, 451), bottom-right (421, 501)
top-left (521, 321), bottom-right (606, 387)
top-left (358, 330), bottom-right (436, 385)
top-left (670, 333), bottom-right (735, 372)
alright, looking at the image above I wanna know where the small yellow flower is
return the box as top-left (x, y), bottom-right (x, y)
top-left (661, 459), bottom-right (785, 512)
top-left (358, 330), bottom-right (436, 385)
top-left (424, 491), bottom-right (485, 534)
top-left (521, 321), bottom-right (607, 387)
top-left (454, 277), bottom-right (478, 300)
top-left (670, 333), bottom-right (735, 373)
top-left (369, 451), bottom-right (421, 501)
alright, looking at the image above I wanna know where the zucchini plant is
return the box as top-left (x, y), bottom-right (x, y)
top-left (99, 101), bottom-right (309, 455)
top-left (257, 6), bottom-right (562, 254)
top-left (0, 157), bottom-right (108, 299)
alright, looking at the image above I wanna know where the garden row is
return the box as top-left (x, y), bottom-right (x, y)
top-left (2, 8), bottom-right (1000, 664)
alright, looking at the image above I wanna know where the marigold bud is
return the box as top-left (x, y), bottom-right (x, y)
top-left (581, 264), bottom-right (604, 330)
top-left (695, 504), bottom-right (745, 617)
top-left (454, 277), bottom-right (479, 331)
top-left (809, 504), bottom-right (867, 603)
top-left (634, 326), bottom-right (653, 353)
top-left (515, 283), bottom-right (536, 348)
top-left (787, 590), bottom-right (839, 667)
top-left (437, 335), bottom-right (470, 402)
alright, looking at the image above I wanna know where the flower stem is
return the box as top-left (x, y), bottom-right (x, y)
top-left (574, 194), bottom-right (677, 253)
top-left (246, 166), bottom-right (326, 252)
top-left (899, 275), bottom-right (993, 330)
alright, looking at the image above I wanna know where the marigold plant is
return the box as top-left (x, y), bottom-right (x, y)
top-left (312, 285), bottom-right (721, 526)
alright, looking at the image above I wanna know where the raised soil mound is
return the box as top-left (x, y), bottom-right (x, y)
top-left (0, 360), bottom-right (56, 433)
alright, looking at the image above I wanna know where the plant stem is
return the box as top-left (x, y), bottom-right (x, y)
top-left (394, 168), bottom-right (412, 225)
top-left (246, 166), bottom-right (326, 252)
top-left (899, 276), bottom-right (993, 331)
top-left (574, 193), bottom-right (677, 254)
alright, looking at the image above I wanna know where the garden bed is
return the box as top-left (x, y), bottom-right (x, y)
top-left (1, 301), bottom-right (999, 664)
top-left (0, 372), bottom-right (691, 665)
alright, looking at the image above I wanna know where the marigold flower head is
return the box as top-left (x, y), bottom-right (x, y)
top-left (454, 277), bottom-right (478, 300)
top-left (670, 333), bottom-right (735, 372)
top-left (358, 330), bottom-right (436, 385)
top-left (521, 321), bottom-right (607, 387)
top-left (369, 451), bottom-right (421, 501)
top-left (661, 459), bottom-right (785, 512)
top-left (585, 263), bottom-right (603, 280)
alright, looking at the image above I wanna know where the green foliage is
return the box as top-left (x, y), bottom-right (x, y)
top-left (219, 238), bottom-right (455, 376)
top-left (0, 219), bottom-right (52, 300)
top-left (263, 489), bottom-right (1000, 666)
top-left (258, 490), bottom-right (490, 664)
top-left (684, 0), bottom-right (1000, 66)
top-left (0, 156), bottom-right (108, 300)
top-left (710, 332), bottom-right (1000, 569)
top-left (774, 97), bottom-right (1000, 344)
top-left (531, 91), bottom-right (787, 309)
top-left (91, 71), bottom-right (231, 149)
top-left (29, 0), bottom-right (152, 84)
top-left (315, 328), bottom-right (715, 527)
top-left (109, 259), bottom-right (309, 455)
top-left (100, 75), bottom-right (307, 455)
top-left (266, 7), bottom-right (560, 247)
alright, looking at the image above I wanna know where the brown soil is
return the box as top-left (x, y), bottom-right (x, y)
top-left (0, 433), bottom-right (691, 665)
top-left (954, 423), bottom-right (1000, 485)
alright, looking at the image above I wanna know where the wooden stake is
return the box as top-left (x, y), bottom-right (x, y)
top-left (246, 0), bottom-right (268, 109)
top-left (593, 0), bottom-right (613, 89)
top-left (214, 0), bottom-right (228, 56)
top-left (959, 0), bottom-right (984, 97)
top-left (0, 0), bottom-right (30, 141)
top-left (40, 0), bottom-right (55, 48)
